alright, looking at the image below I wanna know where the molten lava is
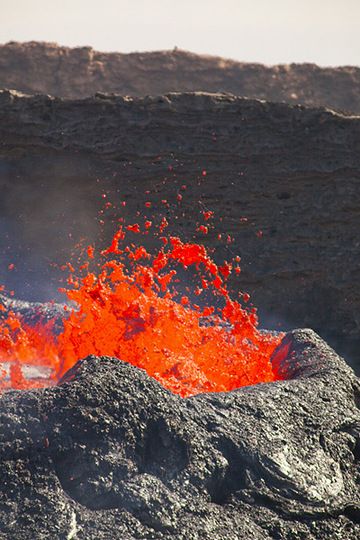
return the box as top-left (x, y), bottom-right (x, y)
top-left (0, 219), bottom-right (282, 397)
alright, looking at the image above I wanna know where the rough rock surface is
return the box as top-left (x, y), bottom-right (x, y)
top-left (0, 329), bottom-right (359, 539)
top-left (0, 90), bottom-right (360, 374)
top-left (1, 41), bottom-right (360, 113)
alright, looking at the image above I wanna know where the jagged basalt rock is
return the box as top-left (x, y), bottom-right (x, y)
top-left (0, 330), bottom-right (359, 539)
top-left (1, 41), bottom-right (360, 114)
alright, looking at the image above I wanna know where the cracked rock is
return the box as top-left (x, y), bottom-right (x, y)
top-left (0, 329), bottom-right (359, 539)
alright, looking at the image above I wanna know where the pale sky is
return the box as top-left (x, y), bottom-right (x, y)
top-left (1, 0), bottom-right (359, 66)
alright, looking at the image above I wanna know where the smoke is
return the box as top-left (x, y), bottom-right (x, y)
top-left (0, 154), bottom-right (112, 301)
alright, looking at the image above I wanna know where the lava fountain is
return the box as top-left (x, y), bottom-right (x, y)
top-left (0, 213), bottom-right (282, 396)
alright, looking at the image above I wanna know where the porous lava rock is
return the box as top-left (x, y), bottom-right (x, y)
top-left (0, 91), bottom-right (360, 374)
top-left (1, 41), bottom-right (360, 114)
top-left (0, 330), bottom-right (359, 539)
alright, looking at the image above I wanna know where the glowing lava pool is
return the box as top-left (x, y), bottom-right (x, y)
top-left (0, 217), bottom-right (283, 397)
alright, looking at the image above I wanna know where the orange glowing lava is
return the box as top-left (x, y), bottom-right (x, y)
top-left (0, 221), bottom-right (282, 397)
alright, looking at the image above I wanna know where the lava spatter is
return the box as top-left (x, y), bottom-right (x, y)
top-left (0, 217), bottom-right (282, 397)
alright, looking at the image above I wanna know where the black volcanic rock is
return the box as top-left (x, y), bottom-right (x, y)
top-left (1, 41), bottom-right (360, 114)
top-left (0, 330), bottom-right (359, 539)
top-left (0, 91), bottom-right (360, 375)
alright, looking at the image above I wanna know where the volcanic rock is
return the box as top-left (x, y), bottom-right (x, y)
top-left (1, 41), bottom-right (360, 113)
top-left (0, 329), bottom-right (359, 539)
top-left (0, 90), bottom-right (360, 375)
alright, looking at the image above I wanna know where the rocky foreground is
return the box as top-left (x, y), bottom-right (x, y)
top-left (1, 41), bottom-right (360, 113)
top-left (0, 330), bottom-right (359, 539)
top-left (0, 90), bottom-right (359, 374)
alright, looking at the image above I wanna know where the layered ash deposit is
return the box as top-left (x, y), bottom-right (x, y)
top-left (0, 90), bottom-right (360, 374)
top-left (0, 329), bottom-right (359, 539)
top-left (1, 41), bottom-right (360, 113)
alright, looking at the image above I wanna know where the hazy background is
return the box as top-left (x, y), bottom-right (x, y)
top-left (1, 0), bottom-right (359, 66)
